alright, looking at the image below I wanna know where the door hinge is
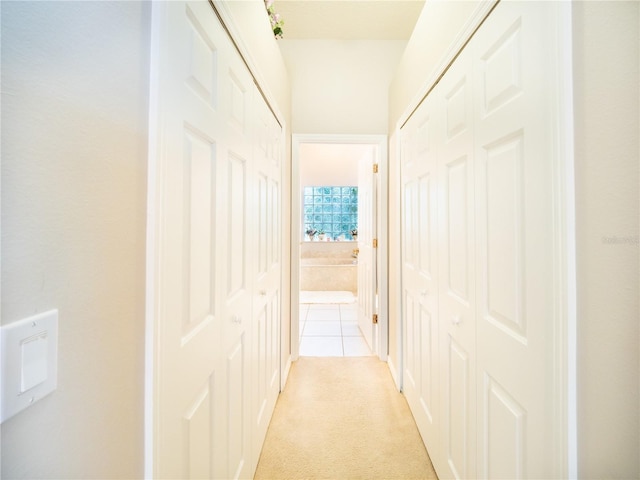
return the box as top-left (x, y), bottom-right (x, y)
top-left (373, 238), bottom-right (378, 248)
top-left (373, 163), bottom-right (379, 173)
top-left (372, 314), bottom-right (378, 324)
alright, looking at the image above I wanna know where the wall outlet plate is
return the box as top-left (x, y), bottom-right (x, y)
top-left (1, 310), bottom-right (58, 423)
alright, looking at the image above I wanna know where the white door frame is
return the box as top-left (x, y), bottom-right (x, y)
top-left (291, 134), bottom-right (388, 361)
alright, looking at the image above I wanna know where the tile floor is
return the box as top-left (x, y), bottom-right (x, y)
top-left (298, 294), bottom-right (373, 357)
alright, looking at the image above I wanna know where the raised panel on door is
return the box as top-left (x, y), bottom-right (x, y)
top-left (473, 3), bottom-right (558, 478)
top-left (446, 337), bottom-right (470, 480)
top-left (436, 46), bottom-right (476, 480)
top-left (152, 2), bottom-right (227, 477)
top-left (182, 379), bottom-right (215, 479)
top-left (226, 336), bottom-right (247, 479)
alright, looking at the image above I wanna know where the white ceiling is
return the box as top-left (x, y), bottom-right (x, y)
top-left (273, 0), bottom-right (425, 40)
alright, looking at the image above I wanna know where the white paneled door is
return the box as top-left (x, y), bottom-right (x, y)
top-left (357, 148), bottom-right (376, 351)
top-left (473, 4), bottom-right (558, 478)
top-left (148, 2), bottom-right (282, 478)
top-left (400, 2), bottom-right (570, 479)
top-left (401, 90), bottom-right (441, 461)
top-left (250, 89), bottom-right (282, 471)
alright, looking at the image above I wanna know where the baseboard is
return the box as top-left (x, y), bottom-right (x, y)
top-left (281, 354), bottom-right (292, 391)
top-left (387, 356), bottom-right (401, 392)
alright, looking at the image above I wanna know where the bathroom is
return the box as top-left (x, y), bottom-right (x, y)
top-left (297, 142), bottom-right (375, 357)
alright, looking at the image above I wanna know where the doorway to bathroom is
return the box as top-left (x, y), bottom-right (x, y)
top-left (291, 134), bottom-right (388, 361)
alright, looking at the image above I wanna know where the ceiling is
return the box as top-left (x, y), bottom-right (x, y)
top-left (273, 0), bottom-right (425, 40)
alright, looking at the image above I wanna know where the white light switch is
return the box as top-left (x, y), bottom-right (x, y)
top-left (21, 332), bottom-right (49, 392)
top-left (1, 310), bottom-right (58, 423)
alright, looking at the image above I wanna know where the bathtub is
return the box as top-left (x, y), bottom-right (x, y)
top-left (300, 256), bottom-right (357, 293)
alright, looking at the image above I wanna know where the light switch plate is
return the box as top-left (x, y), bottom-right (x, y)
top-left (1, 310), bottom-right (58, 423)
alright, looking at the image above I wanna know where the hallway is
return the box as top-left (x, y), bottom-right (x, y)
top-left (254, 356), bottom-right (437, 480)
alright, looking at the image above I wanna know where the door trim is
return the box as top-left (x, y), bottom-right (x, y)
top-left (291, 134), bottom-right (388, 361)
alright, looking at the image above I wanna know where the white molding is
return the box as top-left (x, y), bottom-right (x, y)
top-left (144, 2), bottom-right (164, 477)
top-left (281, 354), bottom-right (292, 391)
top-left (552, 2), bottom-right (577, 478)
top-left (387, 356), bottom-right (401, 392)
top-left (397, 0), bottom-right (497, 131)
top-left (392, 129), bottom-right (404, 392)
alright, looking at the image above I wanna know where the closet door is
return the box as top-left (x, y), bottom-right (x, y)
top-left (436, 46), bottom-right (477, 480)
top-left (473, 3), bottom-right (558, 478)
top-left (251, 89), bottom-right (282, 471)
top-left (151, 1), bottom-right (238, 477)
top-left (401, 92), bottom-right (441, 457)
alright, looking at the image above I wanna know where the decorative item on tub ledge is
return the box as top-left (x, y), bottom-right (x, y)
top-left (351, 228), bottom-right (358, 241)
top-left (265, 0), bottom-right (284, 39)
top-left (305, 227), bottom-right (317, 241)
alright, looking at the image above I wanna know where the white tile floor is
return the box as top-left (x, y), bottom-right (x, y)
top-left (298, 293), bottom-right (373, 357)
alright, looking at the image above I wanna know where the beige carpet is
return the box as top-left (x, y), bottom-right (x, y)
top-left (254, 357), bottom-right (438, 480)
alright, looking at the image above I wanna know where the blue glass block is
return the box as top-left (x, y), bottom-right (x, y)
top-left (322, 214), bottom-right (332, 223)
top-left (314, 214), bottom-right (322, 223)
top-left (342, 196), bottom-right (350, 205)
top-left (349, 224), bottom-right (357, 232)
top-left (341, 224), bottom-right (348, 232)
top-left (332, 196), bottom-right (341, 204)
top-left (314, 196), bottom-right (322, 203)
top-left (341, 215), bottom-right (350, 223)
top-left (322, 187), bottom-right (331, 195)
top-left (350, 195), bottom-right (358, 204)
top-left (314, 187), bottom-right (323, 195)
top-left (342, 187), bottom-right (351, 195)
top-left (304, 187), bottom-right (313, 195)
top-left (350, 205), bottom-right (357, 213)
top-left (304, 214), bottom-right (312, 223)
top-left (322, 205), bottom-right (332, 213)
top-left (333, 214), bottom-right (341, 223)
top-left (333, 204), bottom-right (342, 213)
top-left (304, 205), bottom-right (313, 214)
top-left (322, 223), bottom-right (331, 233)
top-left (332, 187), bottom-right (341, 195)
top-left (304, 196), bottom-right (312, 204)
top-left (312, 205), bottom-right (321, 213)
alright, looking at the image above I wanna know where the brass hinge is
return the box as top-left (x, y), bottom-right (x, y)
top-left (373, 163), bottom-right (379, 173)
top-left (373, 238), bottom-right (378, 248)
top-left (373, 314), bottom-right (378, 324)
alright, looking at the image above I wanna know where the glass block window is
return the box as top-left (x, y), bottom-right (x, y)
top-left (303, 186), bottom-right (358, 239)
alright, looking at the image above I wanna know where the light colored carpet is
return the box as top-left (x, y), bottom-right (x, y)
top-left (254, 357), bottom-right (438, 480)
top-left (300, 291), bottom-right (356, 304)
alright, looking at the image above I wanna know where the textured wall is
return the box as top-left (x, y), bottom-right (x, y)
top-left (573, 2), bottom-right (640, 477)
top-left (1, 2), bottom-right (149, 477)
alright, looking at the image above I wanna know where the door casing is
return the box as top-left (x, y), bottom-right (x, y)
top-left (291, 134), bottom-right (388, 361)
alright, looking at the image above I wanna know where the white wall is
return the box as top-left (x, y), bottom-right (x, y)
top-left (280, 40), bottom-right (406, 134)
top-left (1, 2), bottom-right (150, 478)
top-left (300, 144), bottom-right (364, 186)
top-left (573, 2), bottom-right (639, 477)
